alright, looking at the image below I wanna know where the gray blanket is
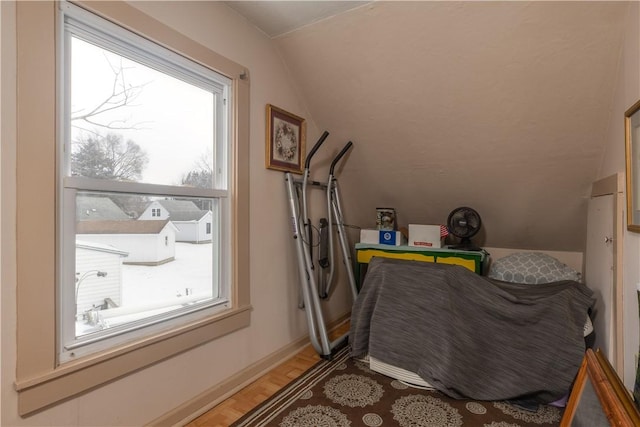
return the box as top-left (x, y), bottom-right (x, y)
top-left (349, 257), bottom-right (594, 403)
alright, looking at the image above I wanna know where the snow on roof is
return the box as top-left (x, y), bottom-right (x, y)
top-left (76, 219), bottom-right (176, 234)
top-left (153, 199), bottom-right (210, 221)
top-left (76, 195), bottom-right (130, 221)
top-left (166, 209), bottom-right (209, 222)
top-left (76, 240), bottom-right (129, 256)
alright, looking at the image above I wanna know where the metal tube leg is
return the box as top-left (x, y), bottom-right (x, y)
top-left (285, 173), bottom-right (331, 357)
top-left (331, 180), bottom-right (358, 300)
top-left (323, 180), bottom-right (336, 296)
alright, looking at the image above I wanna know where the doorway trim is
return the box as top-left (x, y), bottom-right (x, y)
top-left (591, 172), bottom-right (624, 373)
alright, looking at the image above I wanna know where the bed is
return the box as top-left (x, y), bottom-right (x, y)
top-left (349, 254), bottom-right (595, 404)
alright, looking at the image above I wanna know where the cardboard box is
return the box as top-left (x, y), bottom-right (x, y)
top-left (360, 229), bottom-right (403, 246)
top-left (408, 224), bottom-right (441, 248)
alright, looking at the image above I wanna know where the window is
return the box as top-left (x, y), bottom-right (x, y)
top-left (15, 1), bottom-right (250, 415)
top-left (207, 222), bottom-right (212, 234)
top-left (59, 3), bottom-right (231, 361)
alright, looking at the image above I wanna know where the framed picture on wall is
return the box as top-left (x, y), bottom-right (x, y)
top-left (624, 99), bottom-right (640, 231)
top-left (265, 104), bottom-right (306, 174)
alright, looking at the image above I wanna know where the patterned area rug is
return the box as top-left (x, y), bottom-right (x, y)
top-left (231, 346), bottom-right (564, 426)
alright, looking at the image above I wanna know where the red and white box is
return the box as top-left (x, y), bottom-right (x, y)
top-left (408, 224), bottom-right (442, 248)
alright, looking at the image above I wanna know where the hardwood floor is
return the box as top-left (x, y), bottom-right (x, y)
top-left (185, 322), bottom-right (350, 427)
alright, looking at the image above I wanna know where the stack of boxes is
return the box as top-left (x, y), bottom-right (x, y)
top-left (359, 208), bottom-right (446, 248)
top-left (359, 208), bottom-right (405, 245)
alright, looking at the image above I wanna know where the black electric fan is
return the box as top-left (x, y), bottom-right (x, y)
top-left (447, 207), bottom-right (482, 251)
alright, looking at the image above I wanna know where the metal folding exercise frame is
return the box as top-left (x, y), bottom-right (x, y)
top-left (285, 131), bottom-right (358, 359)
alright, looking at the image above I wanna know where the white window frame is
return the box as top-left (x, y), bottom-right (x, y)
top-left (14, 1), bottom-right (250, 415)
top-left (58, 2), bottom-right (232, 362)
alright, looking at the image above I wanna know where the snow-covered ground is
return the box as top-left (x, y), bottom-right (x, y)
top-left (121, 242), bottom-right (215, 305)
top-left (77, 242), bottom-right (215, 335)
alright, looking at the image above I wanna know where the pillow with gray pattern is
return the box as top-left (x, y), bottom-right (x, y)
top-left (488, 252), bottom-right (580, 284)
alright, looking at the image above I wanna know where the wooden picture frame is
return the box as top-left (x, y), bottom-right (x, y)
top-left (561, 349), bottom-right (640, 426)
top-left (265, 104), bottom-right (306, 174)
top-left (625, 99), bottom-right (640, 232)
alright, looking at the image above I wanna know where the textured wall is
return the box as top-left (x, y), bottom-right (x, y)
top-left (273, 1), bottom-right (628, 252)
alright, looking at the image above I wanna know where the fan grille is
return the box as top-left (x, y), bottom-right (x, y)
top-left (447, 207), bottom-right (481, 239)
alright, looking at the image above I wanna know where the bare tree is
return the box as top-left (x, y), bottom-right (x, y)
top-left (71, 57), bottom-right (151, 134)
top-left (71, 132), bottom-right (148, 181)
top-left (182, 170), bottom-right (212, 189)
top-left (181, 148), bottom-right (213, 189)
top-left (70, 55), bottom-right (153, 216)
top-left (180, 150), bottom-right (214, 210)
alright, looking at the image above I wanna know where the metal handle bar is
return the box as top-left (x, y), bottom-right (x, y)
top-left (304, 131), bottom-right (330, 169)
top-left (329, 141), bottom-right (353, 176)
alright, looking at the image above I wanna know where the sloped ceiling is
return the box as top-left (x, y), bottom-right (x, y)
top-left (230, 1), bottom-right (629, 252)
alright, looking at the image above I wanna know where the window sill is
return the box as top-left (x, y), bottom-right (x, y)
top-left (16, 304), bottom-right (251, 416)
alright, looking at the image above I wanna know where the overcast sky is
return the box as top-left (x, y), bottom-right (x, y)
top-left (71, 37), bottom-right (215, 186)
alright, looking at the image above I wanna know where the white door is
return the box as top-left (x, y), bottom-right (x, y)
top-left (585, 194), bottom-right (615, 362)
